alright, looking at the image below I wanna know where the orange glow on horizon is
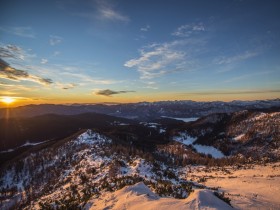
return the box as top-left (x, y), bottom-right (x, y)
top-left (0, 92), bottom-right (278, 109)
top-left (1, 97), bottom-right (16, 105)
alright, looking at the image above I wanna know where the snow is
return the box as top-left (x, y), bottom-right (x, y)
top-left (126, 159), bottom-right (153, 178)
top-left (192, 145), bottom-right (225, 159)
top-left (173, 132), bottom-right (196, 145)
top-left (112, 121), bottom-right (130, 126)
top-left (140, 122), bottom-right (160, 128)
top-left (252, 112), bottom-right (267, 121)
top-left (173, 132), bottom-right (225, 158)
top-left (185, 189), bottom-right (232, 210)
top-left (85, 182), bottom-right (232, 210)
top-left (159, 128), bottom-right (166, 133)
top-left (140, 122), bottom-right (166, 133)
top-left (187, 163), bottom-right (280, 210)
top-left (0, 139), bottom-right (51, 154)
top-left (161, 116), bottom-right (199, 122)
top-left (75, 129), bottom-right (111, 145)
top-left (233, 134), bottom-right (245, 141)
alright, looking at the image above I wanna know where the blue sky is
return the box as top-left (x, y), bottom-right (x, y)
top-left (0, 0), bottom-right (280, 106)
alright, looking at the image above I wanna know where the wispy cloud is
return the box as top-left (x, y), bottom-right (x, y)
top-left (0, 26), bottom-right (35, 38)
top-left (49, 35), bottom-right (63, 46)
top-left (99, 7), bottom-right (129, 22)
top-left (0, 59), bottom-right (53, 85)
top-left (214, 51), bottom-right (259, 65)
top-left (141, 81), bottom-right (158, 89)
top-left (0, 83), bottom-right (35, 91)
top-left (95, 89), bottom-right (135, 97)
top-left (41, 58), bottom-right (48, 64)
top-left (61, 72), bottom-right (117, 85)
top-left (75, 0), bottom-right (129, 23)
top-left (55, 82), bottom-right (77, 90)
top-left (140, 25), bottom-right (150, 32)
top-left (97, 0), bottom-right (129, 22)
top-left (0, 44), bottom-right (36, 61)
top-left (223, 70), bottom-right (274, 83)
top-left (184, 89), bottom-right (280, 95)
top-left (172, 23), bottom-right (205, 37)
top-left (124, 41), bottom-right (187, 79)
top-left (125, 22), bottom-right (208, 80)
top-left (53, 51), bottom-right (61, 56)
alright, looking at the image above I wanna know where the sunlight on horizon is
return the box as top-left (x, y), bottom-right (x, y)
top-left (1, 97), bottom-right (16, 105)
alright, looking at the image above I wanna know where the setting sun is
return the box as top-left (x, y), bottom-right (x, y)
top-left (1, 97), bottom-right (15, 105)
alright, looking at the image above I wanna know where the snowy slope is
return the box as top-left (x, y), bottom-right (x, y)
top-left (187, 163), bottom-right (280, 210)
top-left (85, 182), bottom-right (232, 210)
top-left (173, 132), bottom-right (225, 158)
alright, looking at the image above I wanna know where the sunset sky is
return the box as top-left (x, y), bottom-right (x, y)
top-left (0, 0), bottom-right (280, 107)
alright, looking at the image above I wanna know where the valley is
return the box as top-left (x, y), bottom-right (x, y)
top-left (0, 101), bottom-right (279, 210)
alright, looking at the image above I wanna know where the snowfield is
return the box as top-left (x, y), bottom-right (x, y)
top-left (84, 182), bottom-right (232, 210)
top-left (161, 116), bottom-right (199, 122)
top-left (173, 132), bottom-right (225, 158)
top-left (187, 163), bottom-right (280, 210)
top-left (192, 144), bottom-right (224, 159)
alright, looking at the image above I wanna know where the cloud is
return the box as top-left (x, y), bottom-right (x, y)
top-left (0, 59), bottom-right (53, 85)
top-left (223, 70), bottom-right (274, 83)
top-left (214, 51), bottom-right (259, 65)
top-left (141, 81), bottom-right (158, 89)
top-left (56, 83), bottom-right (77, 90)
top-left (0, 26), bottom-right (35, 38)
top-left (184, 89), bottom-right (280, 95)
top-left (172, 23), bottom-right (205, 37)
top-left (53, 51), bottom-right (60, 56)
top-left (75, 0), bottom-right (129, 23)
top-left (140, 25), bottom-right (150, 32)
top-left (61, 72), bottom-right (118, 85)
top-left (41, 58), bottom-right (48, 64)
top-left (49, 35), bottom-right (63, 46)
top-left (99, 7), bottom-right (129, 22)
top-left (124, 41), bottom-right (186, 79)
top-left (95, 89), bottom-right (135, 96)
top-left (0, 44), bottom-right (36, 61)
top-left (96, 0), bottom-right (129, 22)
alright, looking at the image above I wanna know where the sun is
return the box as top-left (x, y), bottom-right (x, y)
top-left (1, 97), bottom-right (15, 105)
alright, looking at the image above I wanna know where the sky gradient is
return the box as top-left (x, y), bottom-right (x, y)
top-left (0, 0), bottom-right (280, 107)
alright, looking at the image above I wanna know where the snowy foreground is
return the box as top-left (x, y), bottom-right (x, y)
top-left (84, 163), bottom-right (280, 210)
top-left (84, 182), bottom-right (232, 210)
top-left (187, 163), bottom-right (280, 209)
top-left (1, 129), bottom-right (280, 210)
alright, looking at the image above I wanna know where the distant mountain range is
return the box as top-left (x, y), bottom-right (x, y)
top-left (1, 99), bottom-right (280, 120)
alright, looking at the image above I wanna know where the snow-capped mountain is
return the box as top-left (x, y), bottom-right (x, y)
top-left (0, 129), bottom-right (196, 209)
top-left (1, 107), bottom-right (279, 210)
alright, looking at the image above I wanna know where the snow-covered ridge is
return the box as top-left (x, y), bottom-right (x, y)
top-left (75, 129), bottom-right (112, 145)
top-left (227, 111), bottom-right (280, 144)
top-left (85, 182), bottom-right (232, 210)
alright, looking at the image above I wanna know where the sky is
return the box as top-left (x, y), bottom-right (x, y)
top-left (0, 0), bottom-right (280, 107)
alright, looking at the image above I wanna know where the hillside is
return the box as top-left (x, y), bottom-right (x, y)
top-left (0, 112), bottom-right (136, 151)
top-left (173, 109), bottom-right (280, 161)
top-left (0, 107), bottom-right (279, 209)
